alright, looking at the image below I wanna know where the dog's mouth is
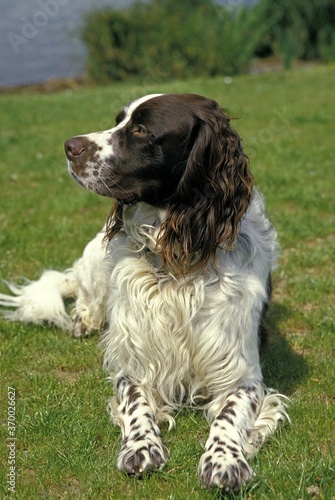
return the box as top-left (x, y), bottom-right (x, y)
top-left (90, 182), bottom-right (140, 204)
top-left (112, 190), bottom-right (140, 205)
top-left (67, 166), bottom-right (87, 189)
top-left (68, 165), bottom-right (140, 204)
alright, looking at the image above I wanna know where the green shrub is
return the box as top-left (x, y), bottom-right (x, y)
top-left (82, 0), bottom-right (264, 83)
top-left (255, 0), bottom-right (335, 67)
top-left (82, 9), bottom-right (146, 82)
top-left (82, 0), bottom-right (335, 83)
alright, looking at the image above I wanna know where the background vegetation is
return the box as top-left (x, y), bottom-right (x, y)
top-left (0, 66), bottom-right (334, 498)
top-left (82, 0), bottom-right (335, 83)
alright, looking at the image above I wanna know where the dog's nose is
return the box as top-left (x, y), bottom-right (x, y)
top-left (64, 137), bottom-right (87, 160)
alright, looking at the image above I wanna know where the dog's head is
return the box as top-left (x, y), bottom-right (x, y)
top-left (65, 93), bottom-right (253, 275)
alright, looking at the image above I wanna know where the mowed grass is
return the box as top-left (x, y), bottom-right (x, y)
top-left (0, 66), bottom-right (334, 499)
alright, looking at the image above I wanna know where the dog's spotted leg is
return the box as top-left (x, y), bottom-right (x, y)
top-left (199, 383), bottom-right (263, 491)
top-left (115, 379), bottom-right (168, 476)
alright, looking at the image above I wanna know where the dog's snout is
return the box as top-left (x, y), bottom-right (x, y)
top-left (64, 137), bottom-right (87, 160)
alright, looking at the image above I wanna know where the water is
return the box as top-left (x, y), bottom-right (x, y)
top-left (0, 0), bottom-right (133, 88)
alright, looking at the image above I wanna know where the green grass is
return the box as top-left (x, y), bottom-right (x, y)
top-left (1, 66), bottom-right (335, 499)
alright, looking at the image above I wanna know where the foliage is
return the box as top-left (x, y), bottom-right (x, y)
top-left (82, 0), bottom-right (266, 82)
top-left (82, 0), bottom-right (335, 83)
top-left (0, 66), bottom-right (335, 498)
top-left (255, 0), bottom-right (335, 68)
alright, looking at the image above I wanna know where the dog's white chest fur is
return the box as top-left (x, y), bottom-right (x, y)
top-left (102, 196), bottom-right (271, 418)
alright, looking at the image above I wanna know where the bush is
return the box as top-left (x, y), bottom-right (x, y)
top-left (82, 0), bottom-right (335, 83)
top-left (255, 0), bottom-right (335, 67)
top-left (82, 0), bottom-right (265, 83)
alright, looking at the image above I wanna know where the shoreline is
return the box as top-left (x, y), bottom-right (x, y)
top-left (0, 58), bottom-right (322, 95)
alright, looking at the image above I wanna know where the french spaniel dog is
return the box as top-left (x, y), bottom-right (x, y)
top-left (0, 93), bottom-right (287, 491)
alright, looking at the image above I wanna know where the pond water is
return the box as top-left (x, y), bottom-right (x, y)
top-left (0, 0), bottom-right (132, 87)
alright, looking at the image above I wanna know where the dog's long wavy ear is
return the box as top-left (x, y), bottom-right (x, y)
top-left (157, 99), bottom-right (254, 276)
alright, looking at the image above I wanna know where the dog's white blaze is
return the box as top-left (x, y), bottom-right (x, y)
top-left (80, 94), bottom-right (164, 157)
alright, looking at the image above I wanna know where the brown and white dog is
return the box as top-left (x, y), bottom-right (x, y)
top-left (0, 94), bottom-right (287, 491)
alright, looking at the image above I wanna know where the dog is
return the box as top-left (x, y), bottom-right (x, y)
top-left (0, 93), bottom-right (287, 491)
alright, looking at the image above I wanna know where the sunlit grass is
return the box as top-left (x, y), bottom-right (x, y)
top-left (1, 66), bottom-right (334, 498)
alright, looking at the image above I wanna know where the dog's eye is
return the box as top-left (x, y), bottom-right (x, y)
top-left (133, 125), bottom-right (148, 137)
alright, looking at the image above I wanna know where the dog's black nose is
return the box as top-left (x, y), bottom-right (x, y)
top-left (64, 137), bottom-right (87, 160)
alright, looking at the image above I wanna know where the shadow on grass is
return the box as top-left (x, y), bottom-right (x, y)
top-left (261, 301), bottom-right (308, 396)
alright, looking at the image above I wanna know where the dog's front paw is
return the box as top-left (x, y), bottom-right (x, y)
top-left (117, 435), bottom-right (168, 476)
top-left (198, 449), bottom-right (254, 491)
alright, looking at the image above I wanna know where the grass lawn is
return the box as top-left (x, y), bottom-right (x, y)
top-left (0, 66), bottom-right (334, 499)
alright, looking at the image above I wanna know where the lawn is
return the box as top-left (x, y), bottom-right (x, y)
top-left (0, 66), bottom-right (334, 499)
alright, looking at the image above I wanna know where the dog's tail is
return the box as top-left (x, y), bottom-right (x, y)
top-left (0, 269), bottom-right (77, 329)
top-left (0, 229), bottom-right (109, 334)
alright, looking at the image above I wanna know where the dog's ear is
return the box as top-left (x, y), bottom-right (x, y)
top-left (157, 100), bottom-right (254, 276)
